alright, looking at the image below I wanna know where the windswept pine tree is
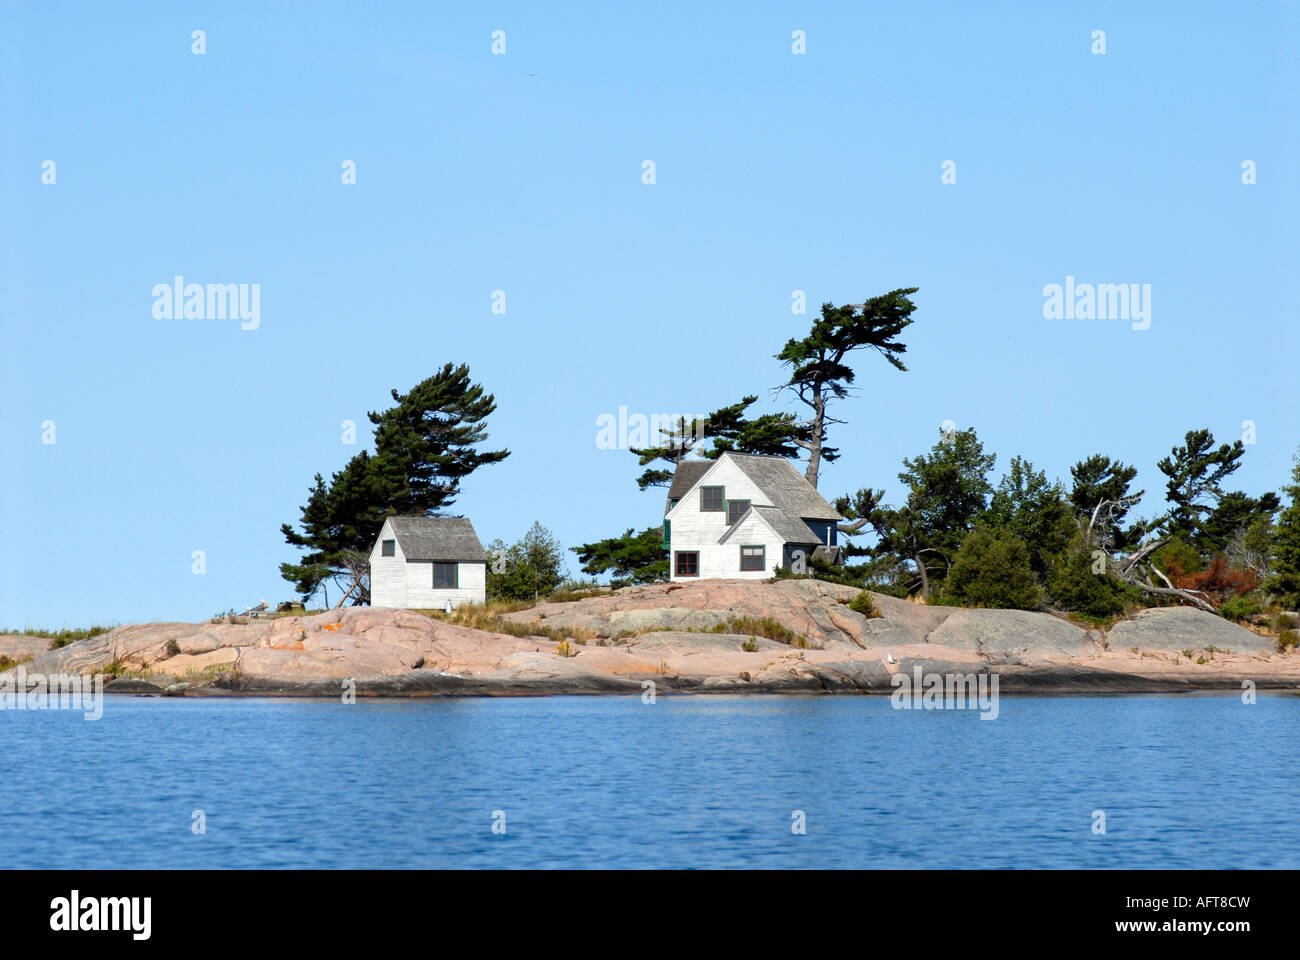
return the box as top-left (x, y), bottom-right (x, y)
top-left (776, 289), bottom-right (917, 489)
top-left (280, 363), bottom-right (509, 605)
top-left (628, 395), bottom-right (809, 490)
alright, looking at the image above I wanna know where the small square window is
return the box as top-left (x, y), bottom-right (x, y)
top-left (381, 539), bottom-right (396, 557)
top-left (675, 552), bottom-right (699, 577)
top-left (727, 499), bottom-right (751, 525)
top-left (433, 562), bottom-right (457, 588)
top-left (700, 486), bottom-right (724, 512)
top-left (740, 545), bottom-right (765, 572)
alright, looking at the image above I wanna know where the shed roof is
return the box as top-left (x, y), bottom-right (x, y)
top-left (384, 517), bottom-right (487, 562)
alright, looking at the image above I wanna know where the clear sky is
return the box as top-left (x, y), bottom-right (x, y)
top-left (2, 1), bottom-right (1296, 627)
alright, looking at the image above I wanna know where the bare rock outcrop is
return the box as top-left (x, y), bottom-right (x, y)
top-left (1106, 607), bottom-right (1272, 655)
top-left (2, 579), bottom-right (1296, 696)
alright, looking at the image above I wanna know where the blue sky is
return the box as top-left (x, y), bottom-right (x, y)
top-left (2, 1), bottom-right (1296, 627)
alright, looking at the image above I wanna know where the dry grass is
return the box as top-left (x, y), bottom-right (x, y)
top-left (416, 602), bottom-right (596, 645)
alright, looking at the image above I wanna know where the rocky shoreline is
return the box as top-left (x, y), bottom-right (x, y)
top-left (4, 580), bottom-right (1297, 698)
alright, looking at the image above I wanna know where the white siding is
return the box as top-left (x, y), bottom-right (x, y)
top-left (369, 519), bottom-right (409, 608)
top-left (368, 517), bottom-right (487, 609)
top-left (711, 513), bottom-right (785, 579)
top-left (666, 458), bottom-right (775, 581)
top-left (403, 560), bottom-right (486, 609)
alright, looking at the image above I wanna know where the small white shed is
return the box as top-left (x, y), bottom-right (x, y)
top-left (369, 516), bottom-right (487, 609)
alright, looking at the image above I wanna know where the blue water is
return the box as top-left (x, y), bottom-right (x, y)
top-left (2, 693), bottom-right (1297, 868)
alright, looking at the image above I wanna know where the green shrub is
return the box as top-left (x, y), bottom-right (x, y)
top-left (0, 625), bottom-right (116, 650)
top-left (1150, 538), bottom-right (1203, 578)
top-left (1277, 629), bottom-right (1298, 653)
top-left (943, 525), bottom-right (1042, 610)
top-left (740, 637), bottom-right (758, 653)
top-left (1219, 594), bottom-right (1263, 621)
top-left (1045, 532), bottom-right (1137, 619)
top-left (849, 591), bottom-right (877, 617)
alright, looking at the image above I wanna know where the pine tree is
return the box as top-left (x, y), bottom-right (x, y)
top-left (775, 289), bottom-right (917, 488)
top-left (629, 395), bottom-right (810, 490)
top-left (1266, 451), bottom-right (1300, 610)
top-left (280, 365), bottom-right (509, 603)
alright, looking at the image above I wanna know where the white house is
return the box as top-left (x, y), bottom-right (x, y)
top-left (369, 516), bottom-right (487, 609)
top-left (662, 452), bottom-right (843, 581)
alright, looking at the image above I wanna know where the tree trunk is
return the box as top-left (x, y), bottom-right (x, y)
top-left (334, 575), bottom-right (363, 609)
top-left (913, 546), bottom-right (930, 598)
top-left (804, 388), bottom-right (825, 489)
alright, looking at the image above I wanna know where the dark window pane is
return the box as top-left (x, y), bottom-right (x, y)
top-left (727, 499), bottom-right (751, 524)
top-left (381, 539), bottom-right (396, 557)
top-left (675, 552), bottom-right (699, 576)
top-left (740, 546), bottom-right (765, 571)
top-left (700, 486), bottom-right (724, 511)
top-left (433, 562), bottom-right (457, 588)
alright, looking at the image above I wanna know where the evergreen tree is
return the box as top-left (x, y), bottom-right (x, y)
top-left (835, 427), bottom-right (994, 598)
top-left (571, 527), bottom-right (668, 586)
top-left (1069, 453), bottom-right (1143, 550)
top-left (487, 522), bottom-right (566, 601)
top-left (986, 456), bottom-right (1075, 578)
top-left (1266, 450), bottom-right (1300, 610)
top-left (1046, 529), bottom-right (1133, 619)
top-left (629, 395), bottom-right (810, 490)
top-left (1156, 428), bottom-right (1246, 544)
top-left (775, 289), bottom-right (917, 488)
top-left (368, 363), bottom-right (510, 515)
top-left (1199, 490), bottom-right (1280, 556)
top-left (280, 365), bottom-right (509, 603)
top-left (942, 524), bottom-right (1041, 610)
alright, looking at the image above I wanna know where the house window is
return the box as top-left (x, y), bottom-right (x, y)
top-left (700, 486), bottom-right (724, 512)
top-left (727, 499), bottom-right (751, 525)
top-left (432, 562), bottom-right (458, 588)
top-left (675, 551), bottom-right (699, 577)
top-left (662, 519), bottom-right (671, 549)
top-left (381, 539), bottom-right (396, 557)
top-left (740, 545), bottom-right (766, 572)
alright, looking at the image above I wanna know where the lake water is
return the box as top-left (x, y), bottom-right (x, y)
top-left (3, 693), bottom-right (1297, 869)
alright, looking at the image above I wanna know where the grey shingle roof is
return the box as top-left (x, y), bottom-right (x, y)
top-left (666, 460), bottom-right (713, 512)
top-left (719, 504), bottom-right (820, 546)
top-left (812, 544), bottom-right (843, 565)
top-left (725, 454), bottom-right (842, 521)
top-left (385, 517), bottom-right (487, 562)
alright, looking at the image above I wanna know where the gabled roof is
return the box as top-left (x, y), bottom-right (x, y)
top-left (722, 453), bottom-right (842, 521)
top-left (666, 460), bottom-right (713, 501)
top-left (718, 504), bottom-right (819, 546)
top-left (383, 517), bottom-right (487, 562)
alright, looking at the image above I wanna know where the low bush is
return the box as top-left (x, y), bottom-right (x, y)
top-left (0, 625), bottom-right (115, 650)
top-left (849, 591), bottom-right (877, 617)
top-left (1219, 594), bottom-right (1263, 621)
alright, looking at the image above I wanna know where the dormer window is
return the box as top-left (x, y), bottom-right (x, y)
top-left (700, 486), bottom-right (725, 511)
top-left (726, 499), bottom-right (751, 525)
